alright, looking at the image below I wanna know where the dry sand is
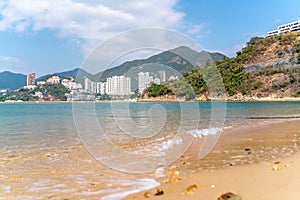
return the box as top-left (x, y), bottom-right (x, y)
top-left (126, 153), bottom-right (300, 200)
top-left (125, 120), bottom-right (300, 200)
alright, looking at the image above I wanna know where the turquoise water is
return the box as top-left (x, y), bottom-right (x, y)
top-left (0, 102), bottom-right (300, 147)
top-left (0, 103), bottom-right (76, 147)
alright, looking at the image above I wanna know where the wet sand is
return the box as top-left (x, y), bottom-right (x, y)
top-left (0, 140), bottom-right (159, 199)
top-left (0, 119), bottom-right (299, 199)
top-left (125, 120), bottom-right (300, 200)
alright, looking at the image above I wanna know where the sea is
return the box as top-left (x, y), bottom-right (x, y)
top-left (0, 101), bottom-right (300, 199)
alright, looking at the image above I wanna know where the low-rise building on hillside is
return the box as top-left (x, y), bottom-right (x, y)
top-left (267, 20), bottom-right (300, 36)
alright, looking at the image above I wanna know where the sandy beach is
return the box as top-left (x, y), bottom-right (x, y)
top-left (126, 152), bottom-right (300, 200)
top-left (125, 120), bottom-right (300, 200)
top-left (0, 103), bottom-right (299, 199)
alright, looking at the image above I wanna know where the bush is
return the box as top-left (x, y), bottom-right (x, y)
top-left (253, 81), bottom-right (263, 90)
top-left (144, 83), bottom-right (173, 97)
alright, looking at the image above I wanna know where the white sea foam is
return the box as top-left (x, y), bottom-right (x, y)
top-left (152, 151), bottom-right (166, 157)
top-left (187, 127), bottom-right (222, 138)
top-left (2, 185), bottom-right (11, 193)
top-left (155, 167), bottom-right (165, 175)
top-left (101, 178), bottom-right (160, 200)
top-left (158, 137), bottom-right (183, 151)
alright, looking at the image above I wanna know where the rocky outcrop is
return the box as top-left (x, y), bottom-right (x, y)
top-left (138, 94), bottom-right (180, 102)
top-left (242, 32), bottom-right (300, 72)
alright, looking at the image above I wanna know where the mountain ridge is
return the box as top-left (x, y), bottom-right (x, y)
top-left (0, 71), bottom-right (27, 90)
top-left (37, 68), bottom-right (93, 81)
top-left (92, 46), bottom-right (226, 82)
top-left (0, 46), bottom-right (226, 90)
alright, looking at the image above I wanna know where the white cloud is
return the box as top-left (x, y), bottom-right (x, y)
top-left (185, 23), bottom-right (209, 39)
top-left (210, 43), bottom-right (246, 58)
top-left (0, 0), bottom-right (185, 54)
top-left (170, 22), bottom-right (211, 46)
top-left (0, 55), bottom-right (28, 73)
top-left (0, 55), bottom-right (22, 65)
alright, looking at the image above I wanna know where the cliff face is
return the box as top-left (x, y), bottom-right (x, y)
top-left (227, 70), bottom-right (299, 101)
top-left (240, 32), bottom-right (300, 71)
top-left (231, 32), bottom-right (300, 99)
top-left (209, 32), bottom-right (300, 100)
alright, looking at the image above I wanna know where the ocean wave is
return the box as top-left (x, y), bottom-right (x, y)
top-left (187, 127), bottom-right (222, 138)
top-left (101, 178), bottom-right (159, 200)
top-left (158, 137), bottom-right (183, 151)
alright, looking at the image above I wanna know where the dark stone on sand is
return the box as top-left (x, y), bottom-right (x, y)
top-left (154, 189), bottom-right (164, 196)
top-left (218, 192), bottom-right (242, 200)
top-left (244, 148), bottom-right (251, 151)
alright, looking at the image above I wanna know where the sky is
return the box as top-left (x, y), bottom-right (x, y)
top-left (0, 0), bottom-right (299, 76)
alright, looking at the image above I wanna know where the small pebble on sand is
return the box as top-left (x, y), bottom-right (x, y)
top-left (154, 189), bottom-right (164, 196)
top-left (272, 166), bottom-right (280, 171)
top-left (218, 192), bottom-right (242, 200)
top-left (144, 191), bottom-right (151, 198)
top-left (184, 184), bottom-right (197, 195)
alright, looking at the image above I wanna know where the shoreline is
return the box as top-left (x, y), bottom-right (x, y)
top-left (125, 119), bottom-right (300, 200)
top-left (138, 97), bottom-right (300, 102)
top-left (1, 97), bottom-right (300, 103)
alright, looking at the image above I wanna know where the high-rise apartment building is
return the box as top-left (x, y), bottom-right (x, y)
top-left (138, 72), bottom-right (161, 94)
top-left (84, 77), bottom-right (96, 94)
top-left (157, 70), bottom-right (166, 82)
top-left (106, 76), bottom-right (131, 95)
top-left (138, 72), bottom-right (149, 94)
top-left (27, 73), bottom-right (36, 86)
top-left (84, 76), bottom-right (131, 96)
top-left (96, 82), bottom-right (106, 95)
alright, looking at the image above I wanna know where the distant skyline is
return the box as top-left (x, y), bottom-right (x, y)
top-left (0, 0), bottom-right (299, 76)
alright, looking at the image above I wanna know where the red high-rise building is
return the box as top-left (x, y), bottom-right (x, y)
top-left (27, 73), bottom-right (36, 86)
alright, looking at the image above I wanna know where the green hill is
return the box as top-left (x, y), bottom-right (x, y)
top-left (217, 32), bottom-right (300, 99)
top-left (92, 46), bottom-right (226, 82)
top-left (143, 32), bottom-right (300, 100)
top-left (0, 71), bottom-right (26, 90)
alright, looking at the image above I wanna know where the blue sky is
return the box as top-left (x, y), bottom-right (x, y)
top-left (0, 0), bottom-right (299, 76)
